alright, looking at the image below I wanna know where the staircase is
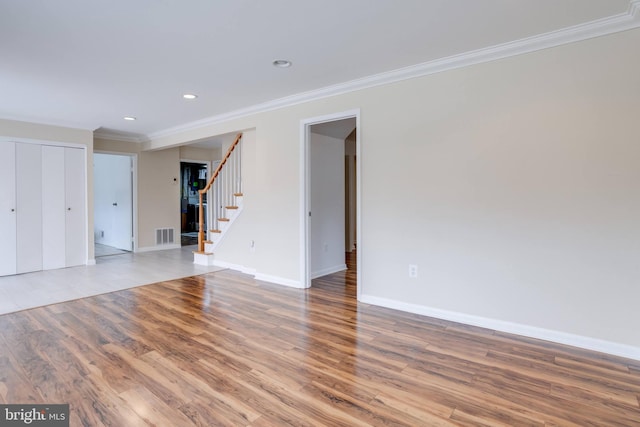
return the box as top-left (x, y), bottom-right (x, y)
top-left (193, 133), bottom-right (243, 266)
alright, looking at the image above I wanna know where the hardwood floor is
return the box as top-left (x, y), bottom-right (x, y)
top-left (1, 253), bottom-right (639, 426)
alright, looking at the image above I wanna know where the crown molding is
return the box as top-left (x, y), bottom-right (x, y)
top-left (93, 129), bottom-right (148, 143)
top-left (0, 113), bottom-right (95, 132)
top-left (148, 0), bottom-right (640, 142)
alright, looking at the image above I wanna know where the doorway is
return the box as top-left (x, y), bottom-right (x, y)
top-left (94, 153), bottom-right (134, 257)
top-left (301, 109), bottom-right (361, 297)
top-left (180, 161), bottom-right (209, 246)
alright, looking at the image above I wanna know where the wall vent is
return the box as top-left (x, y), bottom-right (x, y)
top-left (155, 228), bottom-right (175, 245)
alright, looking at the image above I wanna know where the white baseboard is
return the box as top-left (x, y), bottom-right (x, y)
top-left (213, 259), bottom-right (256, 276)
top-left (87, 258), bottom-right (96, 266)
top-left (214, 259), bottom-right (303, 288)
top-left (359, 294), bottom-right (640, 361)
top-left (310, 264), bottom-right (347, 279)
top-left (135, 244), bottom-right (181, 253)
top-left (254, 272), bottom-right (304, 289)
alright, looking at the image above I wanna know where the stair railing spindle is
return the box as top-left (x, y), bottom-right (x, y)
top-left (196, 133), bottom-right (242, 252)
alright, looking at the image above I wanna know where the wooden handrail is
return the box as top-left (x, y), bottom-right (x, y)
top-left (197, 133), bottom-right (242, 252)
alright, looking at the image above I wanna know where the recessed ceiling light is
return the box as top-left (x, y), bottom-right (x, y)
top-left (183, 94), bottom-right (197, 100)
top-left (273, 59), bottom-right (292, 68)
top-left (123, 116), bottom-right (136, 121)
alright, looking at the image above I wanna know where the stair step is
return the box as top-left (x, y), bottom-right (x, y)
top-left (209, 229), bottom-right (222, 233)
top-left (234, 193), bottom-right (243, 197)
top-left (193, 250), bottom-right (215, 266)
top-left (204, 240), bottom-right (212, 244)
top-left (226, 206), bottom-right (239, 210)
top-left (218, 218), bottom-right (230, 222)
top-left (192, 250), bottom-right (213, 255)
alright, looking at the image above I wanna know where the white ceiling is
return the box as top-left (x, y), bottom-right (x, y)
top-left (0, 0), bottom-right (634, 142)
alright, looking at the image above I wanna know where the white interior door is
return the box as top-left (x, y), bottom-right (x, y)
top-left (309, 130), bottom-right (346, 278)
top-left (42, 146), bottom-right (66, 270)
top-left (94, 153), bottom-right (133, 251)
top-left (109, 155), bottom-right (132, 250)
top-left (16, 143), bottom-right (43, 274)
top-left (65, 147), bottom-right (86, 267)
top-left (0, 142), bottom-right (17, 276)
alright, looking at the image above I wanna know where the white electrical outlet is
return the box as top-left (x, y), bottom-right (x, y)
top-left (409, 264), bottom-right (418, 278)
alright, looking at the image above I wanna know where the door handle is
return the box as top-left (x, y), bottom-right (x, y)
top-left (10, 208), bottom-right (15, 212)
top-left (67, 207), bottom-right (71, 211)
top-left (113, 202), bottom-right (118, 206)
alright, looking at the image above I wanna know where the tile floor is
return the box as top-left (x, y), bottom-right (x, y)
top-left (94, 243), bottom-right (130, 257)
top-left (0, 245), bottom-right (224, 315)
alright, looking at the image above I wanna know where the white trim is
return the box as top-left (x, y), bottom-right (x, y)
top-left (213, 259), bottom-right (256, 275)
top-left (355, 114), bottom-right (362, 298)
top-left (0, 136), bottom-right (87, 149)
top-left (212, 260), bottom-right (302, 288)
top-left (299, 121), bottom-right (310, 288)
top-left (148, 2), bottom-right (640, 142)
top-left (0, 114), bottom-right (96, 133)
top-left (82, 146), bottom-right (89, 265)
top-left (300, 109), bottom-right (361, 294)
top-left (131, 155), bottom-right (139, 253)
top-left (359, 294), bottom-right (640, 361)
top-left (93, 129), bottom-right (147, 143)
top-left (135, 243), bottom-right (181, 253)
top-left (310, 264), bottom-right (347, 280)
top-left (254, 273), bottom-right (304, 289)
top-left (87, 258), bottom-right (96, 266)
top-left (94, 151), bottom-right (138, 253)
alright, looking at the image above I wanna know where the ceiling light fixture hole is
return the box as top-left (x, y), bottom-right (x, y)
top-left (273, 59), bottom-right (292, 68)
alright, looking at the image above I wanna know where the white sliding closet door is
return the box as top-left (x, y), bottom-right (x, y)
top-left (0, 142), bottom-right (17, 276)
top-left (16, 143), bottom-right (43, 274)
top-left (65, 147), bottom-right (86, 267)
top-left (42, 146), bottom-right (66, 270)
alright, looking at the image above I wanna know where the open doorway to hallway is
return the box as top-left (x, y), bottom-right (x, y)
top-left (302, 110), bottom-right (360, 297)
top-left (180, 161), bottom-right (209, 246)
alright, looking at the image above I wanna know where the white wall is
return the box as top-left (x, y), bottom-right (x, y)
top-left (179, 145), bottom-right (221, 163)
top-left (309, 131), bottom-right (346, 278)
top-left (124, 28), bottom-right (640, 357)
top-left (357, 30), bottom-right (640, 355)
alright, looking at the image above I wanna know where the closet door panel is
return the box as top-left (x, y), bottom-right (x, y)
top-left (65, 147), bottom-right (86, 267)
top-left (0, 142), bottom-right (17, 276)
top-left (16, 143), bottom-right (43, 274)
top-left (42, 146), bottom-right (66, 270)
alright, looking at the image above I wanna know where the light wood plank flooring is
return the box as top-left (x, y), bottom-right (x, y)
top-left (1, 254), bottom-right (639, 426)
